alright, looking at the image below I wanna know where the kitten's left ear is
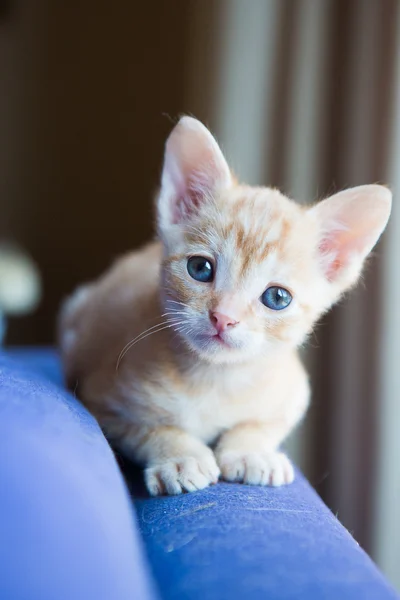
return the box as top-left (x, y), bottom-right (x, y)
top-left (312, 184), bottom-right (392, 289)
top-left (157, 116), bottom-right (232, 231)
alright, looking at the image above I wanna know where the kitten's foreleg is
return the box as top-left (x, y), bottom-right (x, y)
top-left (125, 426), bottom-right (220, 496)
top-left (215, 421), bottom-right (294, 487)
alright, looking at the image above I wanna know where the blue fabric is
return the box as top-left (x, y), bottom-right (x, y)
top-left (134, 476), bottom-right (399, 600)
top-left (0, 349), bottom-right (157, 600)
top-left (2, 349), bottom-right (399, 600)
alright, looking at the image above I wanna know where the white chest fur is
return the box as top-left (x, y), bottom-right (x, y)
top-left (147, 360), bottom-right (291, 444)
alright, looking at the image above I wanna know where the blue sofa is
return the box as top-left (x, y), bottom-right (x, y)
top-left (0, 349), bottom-right (398, 600)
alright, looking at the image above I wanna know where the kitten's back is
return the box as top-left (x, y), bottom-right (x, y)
top-left (58, 241), bottom-right (162, 384)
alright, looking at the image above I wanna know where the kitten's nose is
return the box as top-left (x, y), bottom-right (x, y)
top-left (210, 311), bottom-right (239, 333)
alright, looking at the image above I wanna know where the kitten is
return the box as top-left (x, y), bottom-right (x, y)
top-left (58, 117), bottom-right (391, 496)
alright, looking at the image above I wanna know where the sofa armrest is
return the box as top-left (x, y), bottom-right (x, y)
top-left (133, 470), bottom-right (399, 600)
top-left (4, 349), bottom-right (399, 600)
top-left (0, 350), bottom-right (157, 600)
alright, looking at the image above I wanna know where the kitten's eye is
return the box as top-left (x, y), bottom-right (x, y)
top-left (187, 256), bottom-right (214, 282)
top-left (261, 286), bottom-right (292, 310)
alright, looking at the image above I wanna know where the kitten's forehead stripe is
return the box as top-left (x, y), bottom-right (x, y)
top-left (228, 208), bottom-right (289, 277)
top-left (181, 190), bottom-right (303, 282)
top-left (257, 241), bottom-right (279, 265)
top-left (173, 187), bottom-right (318, 308)
top-left (281, 218), bottom-right (291, 240)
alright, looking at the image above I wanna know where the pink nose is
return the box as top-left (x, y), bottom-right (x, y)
top-left (210, 311), bottom-right (239, 333)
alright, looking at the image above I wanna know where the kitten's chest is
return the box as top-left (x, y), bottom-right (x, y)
top-left (169, 367), bottom-right (278, 443)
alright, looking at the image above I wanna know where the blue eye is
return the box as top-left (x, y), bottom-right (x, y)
top-left (261, 286), bottom-right (292, 310)
top-left (187, 256), bottom-right (214, 282)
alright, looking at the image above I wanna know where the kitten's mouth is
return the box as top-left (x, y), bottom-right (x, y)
top-left (185, 330), bottom-right (237, 353)
top-left (211, 333), bottom-right (231, 348)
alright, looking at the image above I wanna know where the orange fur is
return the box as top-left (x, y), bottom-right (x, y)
top-left (58, 117), bottom-right (391, 496)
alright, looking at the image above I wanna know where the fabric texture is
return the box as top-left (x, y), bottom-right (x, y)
top-left (1, 348), bottom-right (399, 600)
top-left (0, 349), bottom-right (157, 600)
top-left (133, 474), bottom-right (399, 600)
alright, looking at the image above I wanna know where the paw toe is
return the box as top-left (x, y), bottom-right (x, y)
top-left (218, 451), bottom-right (294, 488)
top-left (145, 452), bottom-right (220, 496)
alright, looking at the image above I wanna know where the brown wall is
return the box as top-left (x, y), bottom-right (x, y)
top-left (1, 1), bottom-right (209, 344)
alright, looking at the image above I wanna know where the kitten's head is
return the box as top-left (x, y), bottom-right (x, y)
top-left (156, 117), bottom-right (391, 364)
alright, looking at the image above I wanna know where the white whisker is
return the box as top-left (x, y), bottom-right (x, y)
top-left (116, 321), bottom-right (172, 370)
top-left (116, 322), bottom-right (168, 368)
top-left (116, 317), bottom-right (193, 370)
top-left (166, 299), bottom-right (191, 309)
top-left (177, 325), bottom-right (194, 337)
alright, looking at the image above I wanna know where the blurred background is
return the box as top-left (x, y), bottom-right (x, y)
top-left (0, 0), bottom-right (399, 590)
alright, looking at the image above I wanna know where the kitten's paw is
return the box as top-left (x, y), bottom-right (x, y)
top-left (218, 451), bottom-right (294, 487)
top-left (145, 454), bottom-right (220, 496)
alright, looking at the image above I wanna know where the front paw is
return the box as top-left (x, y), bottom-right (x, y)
top-left (145, 453), bottom-right (220, 496)
top-left (217, 451), bottom-right (294, 487)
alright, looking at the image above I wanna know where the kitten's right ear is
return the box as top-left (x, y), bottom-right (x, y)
top-left (157, 117), bottom-right (232, 231)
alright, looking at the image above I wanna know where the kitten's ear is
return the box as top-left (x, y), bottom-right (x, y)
top-left (312, 184), bottom-right (392, 289)
top-left (157, 116), bottom-right (232, 230)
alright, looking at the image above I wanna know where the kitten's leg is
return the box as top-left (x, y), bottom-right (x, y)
top-left (124, 426), bottom-right (220, 496)
top-left (215, 421), bottom-right (294, 487)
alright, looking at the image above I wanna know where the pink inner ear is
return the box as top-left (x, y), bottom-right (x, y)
top-left (173, 188), bottom-right (204, 224)
top-left (319, 237), bottom-right (345, 281)
top-left (173, 193), bottom-right (201, 223)
top-left (318, 222), bottom-right (370, 282)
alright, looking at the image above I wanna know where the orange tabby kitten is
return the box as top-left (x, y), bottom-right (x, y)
top-left (58, 117), bottom-right (391, 496)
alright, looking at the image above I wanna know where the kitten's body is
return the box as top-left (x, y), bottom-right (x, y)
top-left (62, 241), bottom-right (308, 447)
top-left (59, 117), bottom-right (391, 495)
